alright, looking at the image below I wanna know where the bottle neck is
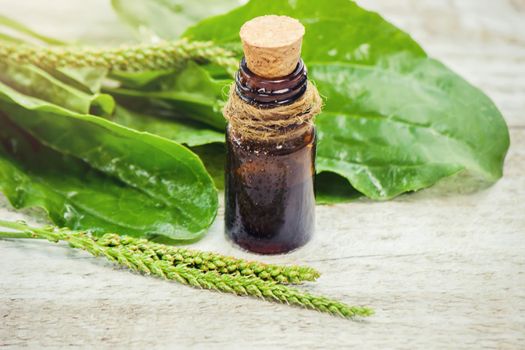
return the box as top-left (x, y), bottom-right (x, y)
top-left (235, 57), bottom-right (307, 108)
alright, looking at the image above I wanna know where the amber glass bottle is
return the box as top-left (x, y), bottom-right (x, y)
top-left (225, 16), bottom-right (316, 254)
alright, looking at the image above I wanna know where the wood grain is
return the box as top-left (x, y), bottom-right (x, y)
top-left (0, 0), bottom-right (524, 348)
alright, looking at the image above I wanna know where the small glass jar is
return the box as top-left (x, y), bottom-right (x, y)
top-left (225, 58), bottom-right (316, 254)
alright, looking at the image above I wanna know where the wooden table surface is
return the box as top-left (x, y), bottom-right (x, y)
top-left (0, 0), bottom-right (524, 348)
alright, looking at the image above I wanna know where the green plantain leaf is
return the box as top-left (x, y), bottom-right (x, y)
top-left (182, 0), bottom-right (510, 200)
top-left (0, 80), bottom-right (218, 241)
top-left (109, 62), bottom-right (228, 130)
top-left (0, 115), bottom-right (202, 241)
top-left (111, 0), bottom-right (242, 40)
top-left (108, 105), bottom-right (224, 147)
top-left (0, 62), bottom-right (114, 116)
top-left (55, 67), bottom-right (108, 94)
top-left (104, 106), bottom-right (225, 189)
top-left (312, 56), bottom-right (509, 198)
top-left (315, 172), bottom-right (362, 204)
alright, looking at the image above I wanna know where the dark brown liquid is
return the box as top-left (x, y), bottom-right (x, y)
top-left (225, 127), bottom-right (316, 254)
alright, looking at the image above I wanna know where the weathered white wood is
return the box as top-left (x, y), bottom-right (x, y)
top-left (0, 0), bottom-right (524, 348)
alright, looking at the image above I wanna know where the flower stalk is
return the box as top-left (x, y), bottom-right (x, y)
top-left (95, 234), bottom-right (319, 284)
top-left (0, 220), bottom-right (373, 319)
top-left (0, 39), bottom-right (238, 73)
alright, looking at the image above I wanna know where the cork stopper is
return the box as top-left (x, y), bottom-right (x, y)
top-left (240, 15), bottom-right (305, 78)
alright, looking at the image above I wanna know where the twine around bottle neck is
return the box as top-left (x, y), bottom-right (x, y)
top-left (223, 58), bottom-right (322, 142)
